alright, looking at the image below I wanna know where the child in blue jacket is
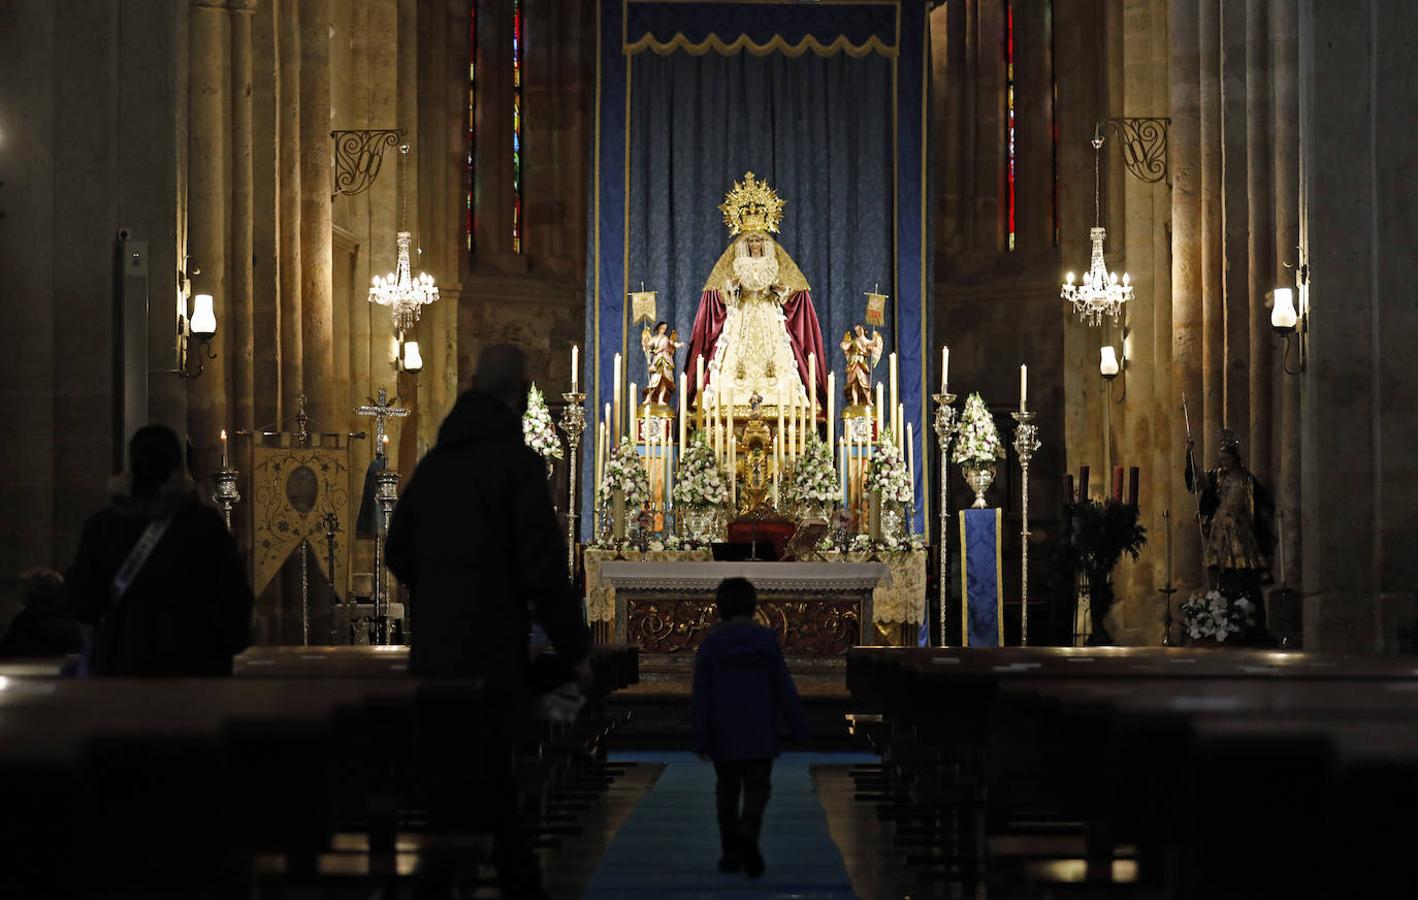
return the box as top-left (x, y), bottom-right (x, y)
top-left (691, 577), bottom-right (808, 877)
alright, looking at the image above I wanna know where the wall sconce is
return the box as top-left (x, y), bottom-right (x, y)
top-left (1271, 267), bottom-right (1308, 374)
top-left (174, 292), bottom-right (217, 379)
top-left (390, 334), bottom-right (424, 375)
top-left (1099, 345), bottom-right (1121, 380)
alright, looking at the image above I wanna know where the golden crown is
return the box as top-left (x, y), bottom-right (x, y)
top-left (719, 171), bottom-right (785, 236)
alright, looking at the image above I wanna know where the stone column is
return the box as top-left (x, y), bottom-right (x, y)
top-left (299, 0), bottom-right (335, 430)
top-left (252, 0), bottom-right (281, 430)
top-left (229, 0), bottom-right (257, 432)
top-left (1220, 0), bottom-right (1251, 439)
top-left (1271, 0), bottom-right (1301, 595)
top-left (278, 1), bottom-right (304, 421)
top-left (188, 0), bottom-right (232, 473)
top-left (1244, 0), bottom-right (1274, 485)
top-left (1169, 0), bottom-right (1203, 585)
top-left (1198, 0), bottom-right (1223, 465)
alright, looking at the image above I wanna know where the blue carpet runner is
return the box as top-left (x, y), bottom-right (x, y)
top-left (583, 751), bottom-right (874, 899)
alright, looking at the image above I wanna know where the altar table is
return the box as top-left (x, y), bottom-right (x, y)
top-left (585, 554), bottom-right (922, 655)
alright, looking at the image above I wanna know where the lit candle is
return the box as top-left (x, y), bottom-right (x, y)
top-left (906, 422), bottom-right (915, 502)
top-left (840, 437), bottom-right (848, 507)
top-left (696, 356), bottom-right (706, 430)
top-left (220, 429), bottom-right (229, 469)
top-left (643, 400), bottom-right (651, 463)
top-left (777, 400), bottom-right (785, 470)
top-left (571, 344), bottom-right (579, 392)
top-left (889, 352), bottom-right (899, 440)
top-left (629, 382), bottom-right (638, 442)
top-left (827, 372), bottom-right (836, 449)
top-left (1164, 509), bottom-right (1173, 589)
top-left (726, 388), bottom-right (735, 470)
top-left (875, 383), bottom-right (885, 444)
top-left (941, 345), bottom-right (949, 394)
top-left (808, 352), bottom-right (818, 430)
top-left (1020, 364), bottom-right (1028, 413)
top-left (612, 353), bottom-right (622, 446)
top-left (788, 393), bottom-right (797, 460)
top-left (678, 373), bottom-right (688, 460)
top-left (897, 402), bottom-right (904, 448)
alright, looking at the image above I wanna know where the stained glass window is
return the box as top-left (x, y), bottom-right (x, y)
top-left (1005, 0), bottom-right (1016, 252)
top-left (467, 4), bottom-right (478, 254)
top-left (512, 0), bottom-right (523, 254)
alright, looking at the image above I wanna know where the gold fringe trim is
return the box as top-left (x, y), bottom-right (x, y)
top-left (625, 32), bottom-right (897, 59)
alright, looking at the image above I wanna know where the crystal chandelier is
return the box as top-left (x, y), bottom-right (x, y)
top-left (1061, 131), bottom-right (1132, 326)
top-left (369, 144), bottom-right (439, 333)
top-left (369, 230), bottom-right (439, 332)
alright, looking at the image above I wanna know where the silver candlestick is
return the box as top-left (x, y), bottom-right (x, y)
top-left (932, 392), bottom-right (958, 647)
top-left (559, 392), bottom-right (587, 581)
top-left (374, 468), bottom-right (401, 645)
top-left (1012, 411), bottom-right (1040, 646)
top-left (212, 466), bottom-right (241, 531)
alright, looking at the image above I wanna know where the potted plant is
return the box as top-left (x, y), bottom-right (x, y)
top-left (952, 392), bottom-right (1006, 508)
top-left (1057, 497), bottom-right (1147, 645)
top-left (787, 434), bottom-right (842, 521)
top-left (670, 432), bottom-right (727, 543)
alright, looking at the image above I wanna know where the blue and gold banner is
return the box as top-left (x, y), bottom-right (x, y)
top-left (959, 508), bottom-right (1003, 647)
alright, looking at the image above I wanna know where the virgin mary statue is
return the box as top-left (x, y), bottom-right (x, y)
top-left (685, 172), bottom-right (829, 410)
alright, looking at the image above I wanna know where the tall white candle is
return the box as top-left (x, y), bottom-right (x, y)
top-left (906, 422), bottom-right (916, 502)
top-left (941, 345), bottom-right (949, 394)
top-left (726, 389), bottom-right (735, 467)
top-left (788, 394), bottom-right (797, 460)
top-left (678, 373), bottom-right (688, 459)
top-left (571, 344), bottom-right (579, 392)
top-left (1020, 364), bottom-right (1028, 412)
top-left (897, 402), bottom-right (905, 448)
top-left (629, 382), bottom-right (638, 441)
top-left (808, 353), bottom-right (817, 427)
top-left (889, 352), bottom-right (899, 440)
top-left (696, 356), bottom-right (706, 430)
top-left (827, 372), bottom-right (836, 450)
top-left (612, 353), bottom-right (622, 446)
top-left (220, 429), bottom-right (229, 469)
top-left (875, 383), bottom-right (885, 444)
top-left (840, 437), bottom-right (848, 507)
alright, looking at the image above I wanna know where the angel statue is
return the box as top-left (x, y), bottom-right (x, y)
top-left (841, 324), bottom-right (883, 407)
top-left (640, 320), bottom-right (683, 406)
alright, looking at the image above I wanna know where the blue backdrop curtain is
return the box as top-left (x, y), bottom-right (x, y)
top-left (586, 0), bottom-right (931, 538)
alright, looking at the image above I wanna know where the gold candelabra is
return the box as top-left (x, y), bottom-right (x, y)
top-left (374, 468), bottom-right (401, 645)
top-left (559, 393), bottom-right (587, 582)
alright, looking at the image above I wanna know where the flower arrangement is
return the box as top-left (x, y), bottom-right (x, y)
top-left (787, 434), bottom-right (842, 506)
top-left (1181, 590), bottom-right (1257, 644)
top-left (864, 432), bottom-right (913, 503)
top-left (597, 441), bottom-right (649, 509)
top-left (522, 384), bottom-right (564, 462)
top-left (952, 392), bottom-right (1006, 466)
top-left (671, 432), bottom-right (728, 508)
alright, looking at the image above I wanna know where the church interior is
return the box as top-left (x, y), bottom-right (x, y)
top-left (3, 0), bottom-right (1418, 897)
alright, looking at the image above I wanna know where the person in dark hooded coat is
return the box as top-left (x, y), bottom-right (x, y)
top-left (385, 344), bottom-right (590, 900)
top-left (64, 424), bottom-right (253, 676)
top-left (691, 577), bottom-right (807, 878)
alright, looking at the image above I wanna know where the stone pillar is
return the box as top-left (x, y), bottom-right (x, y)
top-left (187, 0), bottom-right (231, 473)
top-left (278, 1), bottom-right (304, 421)
top-left (229, 0), bottom-right (256, 432)
top-left (1244, 0), bottom-right (1274, 485)
top-left (1169, 0), bottom-right (1203, 586)
top-left (1271, 0), bottom-right (1301, 598)
top-left (1197, 0), bottom-right (1223, 465)
top-left (299, 0), bottom-right (335, 429)
top-left (252, 0), bottom-right (281, 429)
top-left (1220, 0), bottom-right (1250, 439)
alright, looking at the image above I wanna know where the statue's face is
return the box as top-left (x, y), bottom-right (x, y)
top-left (1219, 448), bottom-right (1239, 471)
top-left (746, 235), bottom-right (766, 257)
top-left (854, 325), bottom-right (864, 337)
top-left (656, 323), bottom-right (667, 336)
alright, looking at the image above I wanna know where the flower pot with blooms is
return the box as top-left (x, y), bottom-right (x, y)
top-left (952, 392), bottom-right (1007, 508)
top-left (1180, 589), bottom-right (1258, 645)
top-left (598, 441), bottom-right (649, 542)
top-left (787, 434), bottom-right (842, 521)
top-left (670, 433), bottom-right (728, 543)
top-left (522, 384), bottom-right (565, 479)
top-left (864, 432), bottom-right (912, 541)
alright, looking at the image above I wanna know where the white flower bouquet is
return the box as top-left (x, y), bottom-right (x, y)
top-left (671, 432), bottom-right (728, 508)
top-left (597, 441), bottom-right (649, 509)
top-left (787, 434), bottom-right (842, 505)
top-left (952, 392), bottom-right (1006, 466)
top-left (1180, 589), bottom-right (1257, 643)
top-left (864, 432), bottom-right (913, 503)
top-left (522, 384), bottom-right (565, 462)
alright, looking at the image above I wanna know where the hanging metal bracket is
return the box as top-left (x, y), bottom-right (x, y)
top-left (331, 129), bottom-right (405, 196)
top-left (1100, 117), bottom-right (1171, 185)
